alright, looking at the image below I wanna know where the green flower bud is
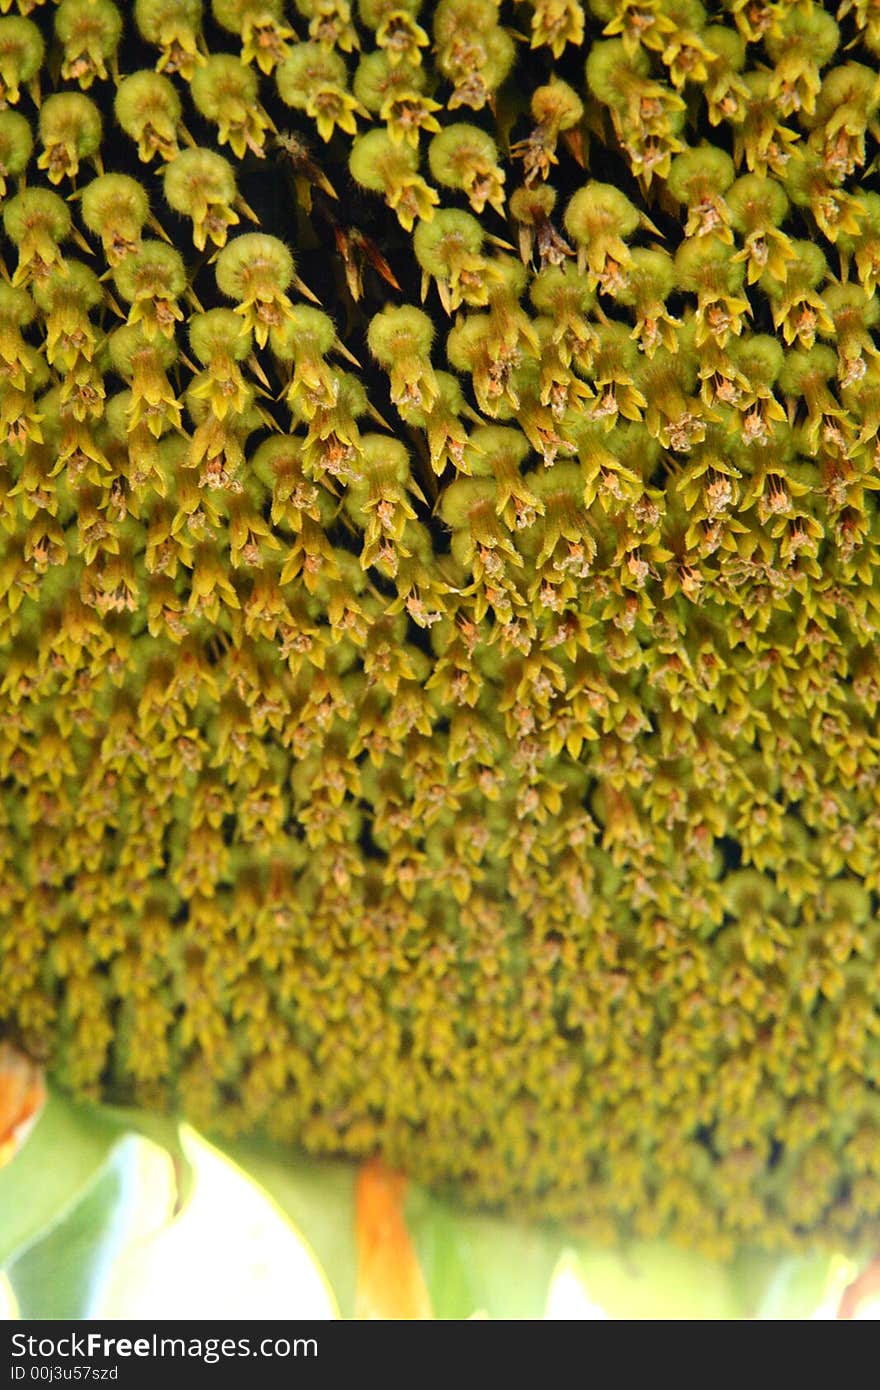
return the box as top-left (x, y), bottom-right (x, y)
top-left (334, 371), bottom-right (369, 420)
top-left (702, 23), bottom-right (745, 71)
top-left (189, 308), bottom-right (252, 365)
top-left (270, 305), bottom-right (337, 361)
top-left (823, 282), bottom-right (880, 335)
top-left (433, 0), bottom-right (513, 78)
top-left (398, 368), bottom-right (467, 430)
top-left (272, 305), bottom-right (342, 417)
top-left (114, 241), bottom-right (187, 304)
top-left (251, 433), bottom-right (303, 485)
top-left (674, 238), bottom-right (744, 297)
top-left (758, 238), bottom-right (833, 349)
top-left (163, 147), bottom-right (240, 249)
top-left (349, 128), bottom-right (410, 193)
top-left (291, 0), bottom-right (358, 51)
top-left (55, 0), bottom-right (123, 88)
top-left (727, 173), bottom-right (789, 235)
top-left (492, 254), bottom-right (529, 298)
top-left (585, 38), bottom-right (650, 109)
top-left (433, 0), bottom-right (497, 39)
top-left (592, 319), bottom-right (642, 377)
top-left (215, 232), bottom-right (295, 300)
top-left (615, 248), bottom-right (682, 356)
top-left (0, 110), bottom-right (33, 189)
top-left (349, 129), bottom-right (440, 229)
top-left (215, 233), bottom-right (296, 344)
top-left (433, 0), bottom-right (514, 109)
top-left (368, 304), bottom-right (438, 408)
top-left (135, 0), bottom-right (204, 80)
top-left (564, 181), bottom-right (639, 246)
top-left (531, 77), bottom-right (583, 132)
top-left (413, 209), bottom-right (494, 311)
top-left (114, 70), bottom-right (182, 161)
top-left (212, 0), bottom-right (286, 32)
top-left (359, 0), bottom-right (422, 25)
top-left (3, 188), bottom-right (72, 281)
top-left (438, 475), bottom-right (498, 530)
top-left (359, 432), bottom-right (411, 481)
top-left (445, 311), bottom-right (489, 372)
top-left (464, 424), bottom-right (530, 479)
top-left (728, 333), bottom-right (784, 389)
top-left (764, 6), bottom-right (839, 70)
top-left (766, 238), bottom-right (825, 293)
top-left (837, 187), bottom-right (880, 256)
top-left (367, 303), bottom-right (434, 365)
top-left (0, 282), bottom-right (36, 330)
top-left (30, 260), bottom-right (103, 317)
top-left (667, 146), bottom-right (735, 205)
top-left (478, 24), bottom-right (514, 86)
top-left (784, 148), bottom-right (864, 241)
top-left (428, 123), bottom-right (502, 209)
top-left (723, 868), bottom-right (777, 920)
top-left (80, 173), bottom-right (149, 264)
top-left (809, 61), bottom-right (880, 130)
top-left (430, 122), bottom-right (497, 179)
top-left (164, 146), bottom-right (235, 213)
top-left (102, 388), bottom-right (136, 441)
top-left (191, 52), bottom-right (257, 118)
top-left (0, 17), bottom-right (44, 105)
top-left (777, 344), bottom-right (837, 398)
top-left (530, 261), bottom-right (594, 317)
top-left (353, 50), bottom-right (427, 111)
top-left (134, 0), bottom-right (203, 43)
top-left (825, 879), bottom-right (871, 926)
top-left (37, 93), bottom-right (103, 184)
top-left (527, 459), bottom-right (582, 505)
top-left (509, 183), bottom-right (556, 225)
top-left (276, 41), bottom-right (349, 106)
top-left (564, 182), bottom-right (640, 289)
top-left (185, 376), bottom-right (261, 434)
top-left (108, 322), bottom-right (178, 377)
top-left (619, 248), bottom-right (677, 307)
top-left (413, 208), bottom-right (484, 277)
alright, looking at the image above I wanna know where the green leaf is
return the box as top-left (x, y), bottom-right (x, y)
top-left (570, 1241), bottom-right (741, 1319)
top-left (405, 1186), bottom-right (562, 1319)
top-left (6, 1140), bottom-right (138, 1319)
top-left (218, 1137), bottom-right (355, 1317)
top-left (0, 1092), bottom-right (129, 1269)
top-left (729, 1249), bottom-right (835, 1319)
top-left (403, 1187), bottom-right (479, 1319)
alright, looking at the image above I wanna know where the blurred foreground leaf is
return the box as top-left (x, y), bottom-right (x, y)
top-left (0, 1092), bottom-right (195, 1274)
top-left (0, 1093), bottom-right (128, 1268)
top-left (730, 1250), bottom-right (835, 1319)
top-left (570, 1242), bottom-right (741, 1319)
top-left (7, 1142), bottom-right (136, 1318)
top-left (405, 1186), bottom-right (561, 1319)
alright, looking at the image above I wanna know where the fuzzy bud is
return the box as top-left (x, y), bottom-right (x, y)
top-left (114, 70), bottom-right (182, 162)
top-left (163, 147), bottom-right (240, 250)
top-left (55, 0), bottom-right (123, 89)
top-left (38, 94), bottom-right (103, 185)
top-left (0, 17), bottom-right (44, 105)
